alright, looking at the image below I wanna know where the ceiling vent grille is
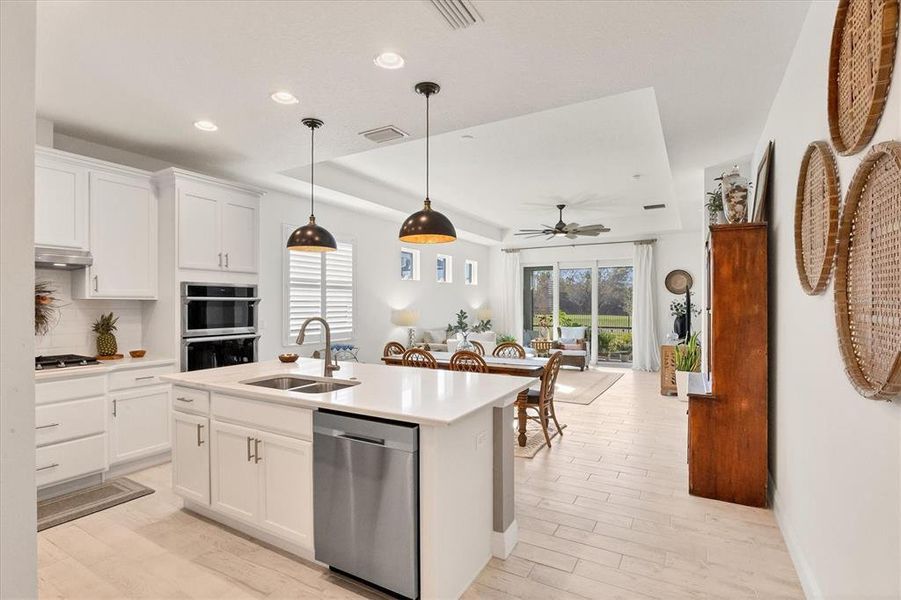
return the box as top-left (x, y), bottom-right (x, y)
top-left (428, 0), bottom-right (483, 30)
top-left (643, 203), bottom-right (666, 210)
top-left (359, 125), bottom-right (409, 144)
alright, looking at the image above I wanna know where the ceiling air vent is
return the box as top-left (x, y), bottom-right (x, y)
top-left (359, 125), bottom-right (409, 144)
top-left (643, 203), bottom-right (666, 210)
top-left (428, 0), bottom-right (483, 30)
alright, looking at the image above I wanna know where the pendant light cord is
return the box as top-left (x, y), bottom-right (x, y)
top-left (425, 92), bottom-right (430, 200)
top-left (310, 125), bottom-right (315, 219)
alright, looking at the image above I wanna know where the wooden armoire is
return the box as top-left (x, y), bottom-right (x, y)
top-left (688, 223), bottom-right (768, 507)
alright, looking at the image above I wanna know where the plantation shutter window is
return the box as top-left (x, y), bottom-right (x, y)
top-left (286, 231), bottom-right (355, 345)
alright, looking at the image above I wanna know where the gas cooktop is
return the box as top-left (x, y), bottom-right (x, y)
top-left (35, 354), bottom-right (101, 370)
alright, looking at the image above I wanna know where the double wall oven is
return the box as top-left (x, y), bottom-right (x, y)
top-left (181, 282), bottom-right (260, 371)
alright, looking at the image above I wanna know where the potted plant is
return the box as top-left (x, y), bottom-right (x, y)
top-left (705, 187), bottom-right (725, 225)
top-left (447, 309), bottom-right (474, 351)
top-left (673, 332), bottom-right (701, 402)
top-left (669, 293), bottom-right (700, 340)
top-left (92, 312), bottom-right (119, 357)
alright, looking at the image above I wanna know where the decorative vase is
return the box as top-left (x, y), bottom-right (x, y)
top-left (721, 166), bottom-right (749, 224)
top-left (675, 370), bottom-right (690, 402)
top-left (457, 332), bottom-right (474, 352)
top-left (673, 315), bottom-right (687, 340)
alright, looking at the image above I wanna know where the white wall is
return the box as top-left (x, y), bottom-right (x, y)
top-left (258, 191), bottom-right (492, 364)
top-left (754, 2), bottom-right (900, 597)
top-left (491, 231), bottom-right (702, 348)
top-left (0, 0), bottom-right (38, 597)
top-left (35, 268), bottom-right (145, 356)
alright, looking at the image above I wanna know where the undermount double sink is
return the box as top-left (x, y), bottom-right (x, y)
top-left (240, 375), bottom-right (359, 394)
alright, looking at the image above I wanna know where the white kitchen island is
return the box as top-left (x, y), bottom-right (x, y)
top-left (161, 358), bottom-right (535, 600)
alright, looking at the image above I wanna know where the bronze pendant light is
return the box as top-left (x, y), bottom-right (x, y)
top-left (287, 118), bottom-right (337, 252)
top-left (399, 82), bottom-right (457, 244)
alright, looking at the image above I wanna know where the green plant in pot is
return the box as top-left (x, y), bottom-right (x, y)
top-left (92, 312), bottom-right (119, 356)
top-left (673, 332), bottom-right (701, 402)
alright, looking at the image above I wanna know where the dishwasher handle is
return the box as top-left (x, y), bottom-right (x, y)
top-left (314, 424), bottom-right (417, 453)
top-left (337, 432), bottom-right (385, 446)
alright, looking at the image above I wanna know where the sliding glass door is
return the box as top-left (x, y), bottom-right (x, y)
top-left (597, 266), bottom-right (633, 363)
top-left (522, 266), bottom-right (552, 345)
top-left (558, 267), bottom-right (592, 330)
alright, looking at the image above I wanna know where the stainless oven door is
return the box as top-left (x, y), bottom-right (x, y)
top-left (181, 297), bottom-right (260, 337)
top-left (181, 334), bottom-right (259, 372)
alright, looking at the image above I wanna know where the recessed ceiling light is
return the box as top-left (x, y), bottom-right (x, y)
top-left (270, 90), bottom-right (299, 105)
top-left (373, 51), bottom-right (405, 70)
top-left (193, 120), bottom-right (218, 132)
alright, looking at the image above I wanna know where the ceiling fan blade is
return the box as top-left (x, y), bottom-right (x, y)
top-left (579, 223), bottom-right (607, 229)
top-left (566, 222), bottom-right (580, 229)
top-left (565, 233), bottom-right (579, 239)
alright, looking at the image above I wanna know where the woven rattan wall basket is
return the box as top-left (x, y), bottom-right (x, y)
top-left (834, 141), bottom-right (901, 400)
top-left (827, 0), bottom-right (899, 155)
top-left (795, 141), bottom-right (840, 294)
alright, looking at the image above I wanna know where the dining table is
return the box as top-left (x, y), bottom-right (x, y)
top-left (381, 351), bottom-right (549, 446)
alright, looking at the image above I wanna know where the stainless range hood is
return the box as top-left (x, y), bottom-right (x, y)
top-left (35, 247), bottom-right (93, 270)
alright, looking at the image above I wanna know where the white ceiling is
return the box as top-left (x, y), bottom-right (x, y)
top-left (35, 0), bottom-right (810, 244)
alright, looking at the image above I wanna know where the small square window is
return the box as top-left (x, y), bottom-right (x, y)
top-left (465, 260), bottom-right (478, 285)
top-left (436, 254), bottom-right (452, 283)
top-left (401, 247), bottom-right (420, 281)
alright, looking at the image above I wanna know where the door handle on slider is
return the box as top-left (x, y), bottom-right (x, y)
top-left (254, 438), bottom-right (261, 463)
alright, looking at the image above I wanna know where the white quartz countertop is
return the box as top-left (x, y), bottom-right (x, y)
top-left (34, 357), bottom-right (176, 382)
top-left (161, 358), bottom-right (537, 426)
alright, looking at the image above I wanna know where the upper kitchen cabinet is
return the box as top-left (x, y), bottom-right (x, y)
top-left (35, 149), bottom-right (89, 250)
top-left (155, 169), bottom-right (263, 275)
top-left (35, 148), bottom-right (159, 300)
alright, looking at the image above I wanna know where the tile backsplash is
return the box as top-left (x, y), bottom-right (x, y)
top-left (35, 268), bottom-right (145, 356)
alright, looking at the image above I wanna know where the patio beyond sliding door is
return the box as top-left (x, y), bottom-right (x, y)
top-left (522, 266), bottom-right (552, 346)
top-left (597, 266), bottom-right (633, 364)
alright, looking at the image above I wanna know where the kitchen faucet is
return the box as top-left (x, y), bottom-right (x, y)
top-left (296, 316), bottom-right (340, 377)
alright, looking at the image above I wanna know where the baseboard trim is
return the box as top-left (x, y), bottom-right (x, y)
top-left (106, 450), bottom-right (170, 480)
top-left (769, 472), bottom-right (822, 599)
top-left (491, 519), bottom-right (518, 559)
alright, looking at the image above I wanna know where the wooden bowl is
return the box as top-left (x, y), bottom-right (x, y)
top-left (129, 350), bottom-right (147, 358)
top-left (278, 353), bottom-right (299, 363)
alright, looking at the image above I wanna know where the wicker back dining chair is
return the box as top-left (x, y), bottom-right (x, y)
top-left (493, 341), bottom-right (526, 359)
top-left (470, 340), bottom-right (486, 356)
top-left (383, 341), bottom-right (406, 357)
top-left (449, 350), bottom-right (488, 373)
top-left (515, 351), bottom-right (564, 448)
top-left (401, 348), bottom-right (437, 369)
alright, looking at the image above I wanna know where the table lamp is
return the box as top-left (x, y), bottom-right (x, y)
top-left (392, 309), bottom-right (419, 348)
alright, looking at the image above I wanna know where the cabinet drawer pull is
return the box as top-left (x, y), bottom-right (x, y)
top-left (36, 423), bottom-right (60, 430)
top-left (196, 424), bottom-right (205, 446)
top-left (176, 396), bottom-right (194, 403)
top-left (36, 463), bottom-right (59, 472)
top-left (247, 436), bottom-right (254, 462)
top-left (224, 253), bottom-right (229, 268)
top-left (93, 275), bottom-right (99, 292)
top-left (218, 253), bottom-right (223, 267)
top-left (135, 375), bottom-right (155, 381)
top-left (112, 399), bottom-right (117, 417)
top-left (254, 438), bottom-right (262, 463)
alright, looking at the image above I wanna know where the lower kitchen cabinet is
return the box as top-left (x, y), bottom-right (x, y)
top-left (257, 430), bottom-right (314, 548)
top-left (210, 421), bottom-right (259, 522)
top-left (209, 420), bottom-right (313, 549)
top-left (172, 411), bottom-right (210, 505)
top-left (109, 385), bottom-right (171, 464)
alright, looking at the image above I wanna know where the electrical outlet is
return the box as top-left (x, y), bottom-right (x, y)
top-left (476, 430), bottom-right (487, 450)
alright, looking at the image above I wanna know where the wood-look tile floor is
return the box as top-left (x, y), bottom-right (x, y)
top-left (37, 369), bottom-right (803, 599)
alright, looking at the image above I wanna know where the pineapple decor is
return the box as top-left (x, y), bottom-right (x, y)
top-left (92, 312), bottom-right (119, 356)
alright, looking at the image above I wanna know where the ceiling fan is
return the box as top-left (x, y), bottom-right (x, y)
top-left (514, 204), bottom-right (610, 239)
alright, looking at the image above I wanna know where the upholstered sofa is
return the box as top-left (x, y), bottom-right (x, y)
top-left (446, 331), bottom-right (498, 355)
top-left (555, 326), bottom-right (590, 370)
top-left (411, 327), bottom-right (450, 352)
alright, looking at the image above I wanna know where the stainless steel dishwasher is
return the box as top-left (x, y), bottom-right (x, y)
top-left (313, 409), bottom-right (419, 599)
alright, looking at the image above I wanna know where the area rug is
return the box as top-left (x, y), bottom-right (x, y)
top-left (37, 477), bottom-right (154, 531)
top-left (514, 421), bottom-right (567, 459)
top-left (552, 368), bottom-right (624, 405)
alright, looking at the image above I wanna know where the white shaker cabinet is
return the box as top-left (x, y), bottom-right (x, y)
top-left (108, 385), bottom-right (171, 465)
top-left (210, 420), bottom-right (259, 522)
top-left (34, 150), bottom-right (89, 250)
top-left (257, 430), bottom-right (314, 548)
top-left (159, 169), bottom-right (262, 274)
top-left (172, 411), bottom-right (210, 505)
top-left (77, 170), bottom-right (157, 299)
